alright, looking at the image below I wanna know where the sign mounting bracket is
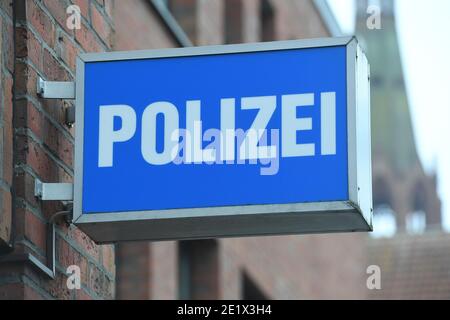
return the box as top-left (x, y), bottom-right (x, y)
top-left (34, 179), bottom-right (74, 201)
top-left (37, 77), bottom-right (76, 100)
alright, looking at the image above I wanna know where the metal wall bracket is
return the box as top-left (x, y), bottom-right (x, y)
top-left (65, 105), bottom-right (76, 127)
top-left (0, 252), bottom-right (55, 279)
top-left (34, 179), bottom-right (74, 201)
top-left (0, 209), bottom-right (72, 280)
top-left (13, 180), bottom-right (75, 279)
top-left (37, 77), bottom-right (76, 99)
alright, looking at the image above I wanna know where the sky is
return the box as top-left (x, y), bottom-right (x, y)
top-left (327, 0), bottom-right (450, 231)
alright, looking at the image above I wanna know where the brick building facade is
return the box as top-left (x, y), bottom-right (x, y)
top-left (0, 0), bottom-right (115, 299)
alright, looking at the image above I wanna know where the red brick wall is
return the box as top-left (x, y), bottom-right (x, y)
top-left (0, 0), bottom-right (115, 299)
top-left (0, 0), bottom-right (13, 253)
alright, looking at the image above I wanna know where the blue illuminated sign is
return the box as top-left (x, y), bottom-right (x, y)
top-left (73, 37), bottom-right (372, 243)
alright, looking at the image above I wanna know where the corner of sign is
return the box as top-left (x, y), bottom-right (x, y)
top-left (348, 199), bottom-right (373, 232)
top-left (347, 199), bottom-right (361, 213)
top-left (346, 35), bottom-right (358, 46)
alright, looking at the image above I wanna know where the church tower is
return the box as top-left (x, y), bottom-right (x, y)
top-left (355, 0), bottom-right (441, 230)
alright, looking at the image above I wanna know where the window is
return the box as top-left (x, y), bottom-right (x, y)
top-left (260, 0), bottom-right (275, 41)
top-left (371, 205), bottom-right (397, 238)
top-left (178, 241), bottom-right (192, 300)
top-left (242, 272), bottom-right (268, 300)
top-left (225, 0), bottom-right (244, 44)
top-left (406, 211), bottom-right (426, 234)
top-left (372, 176), bottom-right (397, 237)
top-left (178, 240), bottom-right (219, 299)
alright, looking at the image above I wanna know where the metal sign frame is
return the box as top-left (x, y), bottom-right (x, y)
top-left (73, 36), bottom-right (372, 243)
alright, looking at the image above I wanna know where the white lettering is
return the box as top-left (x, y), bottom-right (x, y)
top-left (239, 96), bottom-right (277, 160)
top-left (281, 93), bottom-right (315, 157)
top-left (98, 105), bottom-right (136, 167)
top-left (97, 91), bottom-right (337, 172)
top-left (141, 101), bottom-right (179, 165)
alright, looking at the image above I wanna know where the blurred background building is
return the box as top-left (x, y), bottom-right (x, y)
top-left (0, 0), bottom-right (447, 299)
top-left (356, 0), bottom-right (446, 299)
top-left (113, 0), bottom-right (446, 299)
top-left (356, 0), bottom-right (441, 235)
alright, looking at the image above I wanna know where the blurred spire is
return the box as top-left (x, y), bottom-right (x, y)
top-left (355, 0), bottom-right (419, 174)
